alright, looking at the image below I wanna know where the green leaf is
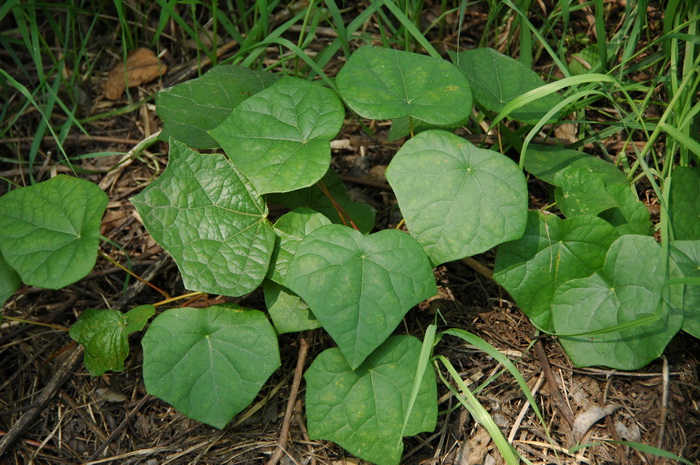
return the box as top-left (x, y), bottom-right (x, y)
top-left (525, 144), bottom-right (626, 187)
top-left (263, 279), bottom-right (321, 334)
top-left (669, 241), bottom-right (700, 339)
top-left (267, 168), bottom-right (376, 234)
top-left (157, 64), bottom-right (280, 148)
top-left (569, 44), bottom-right (601, 75)
top-left (669, 166), bottom-right (700, 240)
top-left (551, 235), bottom-right (683, 370)
top-left (70, 305), bottom-right (155, 376)
top-left (336, 45), bottom-right (472, 125)
top-left (449, 48), bottom-right (562, 124)
top-left (0, 252), bottom-right (21, 309)
top-left (210, 76), bottom-right (345, 194)
top-left (269, 207), bottom-right (331, 284)
top-left (493, 211), bottom-right (619, 332)
top-left (285, 225), bottom-right (436, 369)
top-left (142, 305), bottom-right (280, 429)
top-left (0, 175), bottom-right (108, 289)
top-left (596, 184), bottom-right (652, 236)
top-left (305, 335), bottom-right (438, 465)
top-left (131, 140), bottom-right (276, 297)
top-left (386, 130), bottom-right (528, 265)
top-left (524, 145), bottom-right (651, 234)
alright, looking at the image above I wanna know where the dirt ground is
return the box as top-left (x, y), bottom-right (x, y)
top-left (1, 2), bottom-right (699, 464)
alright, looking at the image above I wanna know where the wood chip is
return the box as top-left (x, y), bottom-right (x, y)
top-left (103, 48), bottom-right (167, 100)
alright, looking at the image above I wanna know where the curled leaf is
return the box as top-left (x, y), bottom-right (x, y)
top-left (104, 48), bottom-right (167, 100)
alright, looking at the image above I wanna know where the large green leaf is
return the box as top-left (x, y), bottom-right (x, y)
top-left (70, 305), bottom-right (155, 376)
top-left (669, 240), bottom-right (700, 339)
top-left (386, 130), bottom-right (527, 265)
top-left (267, 168), bottom-right (376, 233)
top-left (285, 225), bottom-right (436, 369)
top-left (210, 76), bottom-right (345, 194)
top-left (268, 207), bottom-right (331, 284)
top-left (263, 279), bottom-right (320, 334)
top-left (669, 166), bottom-right (700, 240)
top-left (551, 235), bottom-right (683, 370)
top-left (0, 252), bottom-right (21, 309)
top-left (449, 48), bottom-right (562, 124)
top-left (494, 211), bottom-right (619, 332)
top-left (336, 45), bottom-right (472, 125)
top-left (131, 140), bottom-right (276, 296)
top-left (0, 175), bottom-right (108, 289)
top-left (142, 305), bottom-right (280, 429)
top-left (305, 336), bottom-right (438, 465)
top-left (157, 64), bottom-right (280, 148)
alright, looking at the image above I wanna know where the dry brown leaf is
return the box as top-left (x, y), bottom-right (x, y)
top-left (103, 48), bottom-right (167, 100)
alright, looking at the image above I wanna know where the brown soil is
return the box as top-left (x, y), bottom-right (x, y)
top-left (2, 2), bottom-right (699, 464)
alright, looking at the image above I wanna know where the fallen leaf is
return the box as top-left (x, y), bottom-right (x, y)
top-left (573, 404), bottom-right (618, 441)
top-left (104, 48), bottom-right (167, 100)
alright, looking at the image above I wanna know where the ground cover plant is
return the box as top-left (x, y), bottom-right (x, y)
top-left (1, 1), bottom-right (699, 464)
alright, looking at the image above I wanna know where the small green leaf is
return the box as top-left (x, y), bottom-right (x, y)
top-left (669, 166), bottom-right (700, 240)
top-left (210, 76), bottom-right (345, 194)
top-left (0, 175), bottom-right (108, 289)
top-left (386, 130), bottom-right (527, 265)
top-left (142, 305), bottom-right (280, 429)
top-left (552, 235), bottom-right (683, 370)
top-left (336, 46), bottom-right (472, 125)
top-left (305, 336), bottom-right (438, 465)
top-left (267, 168), bottom-right (376, 233)
top-left (450, 48), bottom-right (562, 124)
top-left (569, 44), bottom-right (601, 75)
top-left (70, 305), bottom-right (154, 376)
top-left (0, 252), bottom-right (21, 309)
top-left (269, 207), bottom-right (331, 284)
top-left (131, 140), bottom-right (276, 296)
top-left (669, 241), bottom-right (700, 339)
top-left (494, 211), bottom-right (619, 332)
top-left (124, 304), bottom-right (156, 336)
top-left (157, 64), bottom-right (280, 148)
top-left (263, 279), bottom-right (320, 334)
top-left (285, 225), bottom-right (436, 369)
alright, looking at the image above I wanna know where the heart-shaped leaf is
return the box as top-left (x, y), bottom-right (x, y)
top-left (494, 211), bottom-right (619, 332)
top-left (263, 279), bottom-right (320, 334)
top-left (142, 305), bottom-right (280, 429)
top-left (157, 64), bottom-right (280, 148)
top-left (551, 235), bottom-right (684, 370)
top-left (0, 252), bottom-right (21, 309)
top-left (0, 175), bottom-right (108, 289)
top-left (595, 184), bottom-right (652, 236)
top-left (386, 130), bottom-right (527, 265)
top-left (268, 207), bottom-right (331, 284)
top-left (70, 305), bottom-right (155, 376)
top-left (669, 166), bottom-right (700, 240)
top-left (131, 140), bottom-right (276, 296)
top-left (267, 168), bottom-right (376, 233)
top-left (210, 76), bottom-right (345, 194)
top-left (449, 48), bottom-right (562, 124)
top-left (305, 335), bottom-right (438, 465)
top-left (669, 240), bottom-right (700, 339)
top-left (336, 46), bottom-right (472, 125)
top-left (285, 225), bottom-right (436, 368)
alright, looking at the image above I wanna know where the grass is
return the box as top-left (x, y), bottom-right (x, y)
top-left (1, 1), bottom-right (698, 464)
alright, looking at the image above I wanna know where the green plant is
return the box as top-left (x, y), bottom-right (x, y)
top-left (1, 35), bottom-right (699, 465)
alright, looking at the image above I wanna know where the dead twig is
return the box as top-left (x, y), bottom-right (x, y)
top-left (267, 333), bottom-right (311, 465)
